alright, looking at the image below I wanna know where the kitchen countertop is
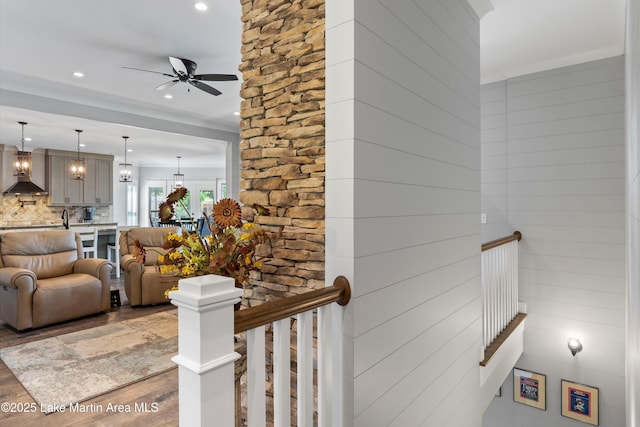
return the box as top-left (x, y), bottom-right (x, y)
top-left (0, 222), bottom-right (119, 231)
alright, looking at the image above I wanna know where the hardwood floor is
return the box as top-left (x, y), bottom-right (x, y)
top-left (0, 275), bottom-right (179, 427)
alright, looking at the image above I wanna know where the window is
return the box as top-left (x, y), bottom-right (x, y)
top-left (175, 190), bottom-right (192, 220)
top-left (126, 184), bottom-right (138, 226)
top-left (200, 190), bottom-right (215, 217)
top-left (148, 185), bottom-right (165, 226)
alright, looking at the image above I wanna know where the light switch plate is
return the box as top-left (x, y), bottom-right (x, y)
top-left (481, 213), bottom-right (487, 224)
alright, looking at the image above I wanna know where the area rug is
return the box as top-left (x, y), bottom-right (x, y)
top-left (0, 310), bottom-right (178, 412)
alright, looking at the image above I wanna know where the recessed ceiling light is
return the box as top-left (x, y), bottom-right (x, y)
top-left (194, 2), bottom-right (208, 11)
top-left (164, 94), bottom-right (173, 99)
top-left (24, 137), bottom-right (32, 142)
top-left (233, 111), bottom-right (240, 116)
top-left (72, 71), bottom-right (84, 78)
top-left (127, 149), bottom-right (133, 153)
top-left (79, 143), bottom-right (86, 148)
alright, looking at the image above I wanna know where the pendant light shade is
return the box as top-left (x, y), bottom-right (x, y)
top-left (173, 156), bottom-right (184, 188)
top-left (70, 129), bottom-right (86, 180)
top-left (13, 121), bottom-right (32, 177)
top-left (119, 136), bottom-right (133, 182)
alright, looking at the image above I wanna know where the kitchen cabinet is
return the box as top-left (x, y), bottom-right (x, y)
top-left (84, 158), bottom-right (113, 205)
top-left (46, 150), bottom-right (113, 206)
top-left (47, 155), bottom-right (83, 205)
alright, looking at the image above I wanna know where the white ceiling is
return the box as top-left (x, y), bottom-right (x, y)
top-left (0, 0), bottom-right (242, 168)
top-left (481, 0), bottom-right (626, 83)
top-left (0, 0), bottom-right (627, 168)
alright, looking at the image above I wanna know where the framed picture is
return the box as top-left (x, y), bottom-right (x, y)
top-left (513, 368), bottom-right (546, 410)
top-left (561, 380), bottom-right (599, 425)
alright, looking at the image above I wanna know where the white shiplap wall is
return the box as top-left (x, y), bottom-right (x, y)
top-left (481, 81), bottom-right (509, 241)
top-left (625, 1), bottom-right (640, 424)
top-left (482, 57), bottom-right (627, 427)
top-left (326, 0), bottom-right (484, 425)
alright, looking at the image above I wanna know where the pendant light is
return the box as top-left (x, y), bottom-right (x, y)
top-left (13, 121), bottom-right (32, 177)
top-left (173, 156), bottom-right (184, 188)
top-left (70, 129), bottom-right (86, 180)
top-left (119, 136), bottom-right (133, 182)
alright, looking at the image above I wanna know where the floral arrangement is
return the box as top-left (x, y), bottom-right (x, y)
top-left (135, 187), bottom-right (273, 295)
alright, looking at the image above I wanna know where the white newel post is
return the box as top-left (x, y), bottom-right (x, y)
top-left (169, 274), bottom-right (242, 427)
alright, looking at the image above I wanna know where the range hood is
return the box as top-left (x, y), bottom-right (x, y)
top-left (3, 176), bottom-right (48, 195)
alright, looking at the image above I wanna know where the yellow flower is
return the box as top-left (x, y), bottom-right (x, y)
top-left (169, 251), bottom-right (183, 260)
top-left (164, 284), bottom-right (179, 299)
top-left (254, 260), bottom-right (263, 268)
top-left (160, 265), bottom-right (178, 275)
top-left (181, 265), bottom-right (196, 276)
top-left (240, 233), bottom-right (251, 241)
top-left (243, 222), bottom-right (255, 230)
top-left (167, 233), bottom-right (183, 242)
top-left (157, 255), bottom-right (164, 263)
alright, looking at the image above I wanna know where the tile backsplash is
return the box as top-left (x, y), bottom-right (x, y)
top-left (0, 196), bottom-right (110, 226)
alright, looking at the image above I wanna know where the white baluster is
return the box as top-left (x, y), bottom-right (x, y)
top-left (273, 319), bottom-right (291, 427)
top-left (247, 326), bottom-right (266, 427)
top-left (318, 305), bottom-right (334, 427)
top-left (297, 311), bottom-right (314, 427)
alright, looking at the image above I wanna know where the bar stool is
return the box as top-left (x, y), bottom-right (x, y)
top-left (107, 228), bottom-right (120, 278)
top-left (75, 227), bottom-right (98, 258)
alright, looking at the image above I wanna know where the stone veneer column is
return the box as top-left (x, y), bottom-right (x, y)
top-left (238, 0), bottom-right (326, 305)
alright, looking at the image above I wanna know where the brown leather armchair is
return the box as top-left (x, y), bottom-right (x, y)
top-left (0, 230), bottom-right (113, 331)
top-left (119, 227), bottom-right (180, 306)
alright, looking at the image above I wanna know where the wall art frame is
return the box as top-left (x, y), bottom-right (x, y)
top-left (513, 367), bottom-right (546, 410)
top-left (561, 379), bottom-right (599, 425)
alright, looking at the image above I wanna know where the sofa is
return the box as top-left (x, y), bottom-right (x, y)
top-left (0, 229), bottom-right (113, 331)
top-left (119, 226), bottom-right (180, 306)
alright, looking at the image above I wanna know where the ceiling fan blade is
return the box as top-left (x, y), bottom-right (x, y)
top-left (193, 73), bottom-right (239, 81)
top-left (156, 80), bottom-right (179, 91)
top-left (188, 80), bottom-right (222, 96)
top-left (122, 66), bottom-right (175, 78)
top-left (169, 56), bottom-right (190, 77)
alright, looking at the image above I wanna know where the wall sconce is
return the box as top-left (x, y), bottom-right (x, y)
top-left (70, 129), bottom-right (86, 180)
top-left (567, 337), bottom-right (583, 356)
top-left (173, 155), bottom-right (184, 188)
top-left (13, 121), bottom-right (32, 178)
top-left (119, 136), bottom-right (133, 182)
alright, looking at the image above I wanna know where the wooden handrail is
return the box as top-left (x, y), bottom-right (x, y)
top-left (234, 275), bottom-right (351, 334)
top-left (481, 231), bottom-right (522, 252)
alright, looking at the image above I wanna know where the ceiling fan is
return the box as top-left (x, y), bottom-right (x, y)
top-left (123, 56), bottom-right (238, 96)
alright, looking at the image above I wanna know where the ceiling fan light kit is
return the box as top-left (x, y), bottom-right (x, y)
top-left (123, 56), bottom-right (238, 96)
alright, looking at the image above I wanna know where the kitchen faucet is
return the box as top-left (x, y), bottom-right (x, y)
top-left (61, 209), bottom-right (69, 229)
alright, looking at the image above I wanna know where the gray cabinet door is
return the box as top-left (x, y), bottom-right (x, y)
top-left (46, 153), bottom-right (112, 206)
top-left (47, 155), bottom-right (83, 205)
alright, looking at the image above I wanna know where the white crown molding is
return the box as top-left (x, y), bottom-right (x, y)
top-left (466, 0), bottom-right (494, 19)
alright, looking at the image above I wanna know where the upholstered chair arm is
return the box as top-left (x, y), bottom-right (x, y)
top-left (124, 260), bottom-right (145, 306)
top-left (121, 253), bottom-right (139, 271)
top-left (0, 267), bottom-right (37, 291)
top-left (0, 267), bottom-right (37, 330)
top-left (74, 258), bottom-right (112, 277)
top-left (73, 258), bottom-right (114, 311)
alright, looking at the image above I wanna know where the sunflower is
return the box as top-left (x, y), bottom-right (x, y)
top-left (213, 198), bottom-right (243, 227)
top-left (158, 201), bottom-right (175, 222)
top-left (166, 187), bottom-right (188, 204)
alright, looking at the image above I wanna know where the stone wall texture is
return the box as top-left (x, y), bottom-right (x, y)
top-left (239, 0), bottom-right (326, 306)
